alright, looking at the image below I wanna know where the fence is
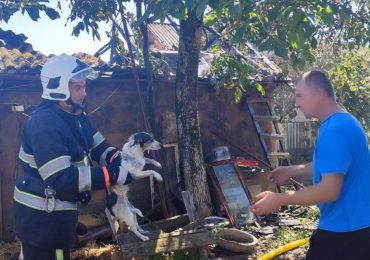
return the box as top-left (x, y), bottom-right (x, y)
top-left (282, 121), bottom-right (319, 163)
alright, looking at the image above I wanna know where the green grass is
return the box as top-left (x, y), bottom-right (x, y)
top-left (270, 227), bottom-right (312, 248)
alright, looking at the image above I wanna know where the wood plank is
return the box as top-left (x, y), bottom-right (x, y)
top-left (253, 115), bottom-right (279, 121)
top-left (181, 191), bottom-right (198, 221)
top-left (104, 208), bottom-right (118, 241)
top-left (260, 133), bottom-right (285, 140)
top-left (142, 214), bottom-right (189, 232)
top-left (267, 152), bottom-right (290, 158)
top-left (0, 104), bottom-right (21, 241)
top-left (118, 228), bottom-right (215, 258)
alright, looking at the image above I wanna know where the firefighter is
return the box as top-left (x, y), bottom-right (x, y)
top-left (13, 54), bottom-right (131, 260)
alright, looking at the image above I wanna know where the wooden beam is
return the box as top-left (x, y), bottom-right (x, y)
top-left (118, 228), bottom-right (215, 258)
top-left (181, 191), bottom-right (198, 221)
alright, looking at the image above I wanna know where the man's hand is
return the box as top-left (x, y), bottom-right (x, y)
top-left (269, 166), bottom-right (293, 186)
top-left (251, 173), bottom-right (344, 216)
top-left (250, 191), bottom-right (283, 216)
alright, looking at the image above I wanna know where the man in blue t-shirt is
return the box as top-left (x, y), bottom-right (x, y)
top-left (250, 71), bottom-right (370, 259)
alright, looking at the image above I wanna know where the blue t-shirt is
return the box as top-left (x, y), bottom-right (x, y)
top-left (313, 112), bottom-right (370, 232)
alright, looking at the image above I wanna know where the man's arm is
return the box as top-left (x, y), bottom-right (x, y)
top-left (292, 162), bottom-right (312, 178)
top-left (269, 162), bottom-right (312, 186)
top-left (251, 173), bottom-right (343, 216)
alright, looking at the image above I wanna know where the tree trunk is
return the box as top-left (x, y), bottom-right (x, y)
top-left (136, 1), bottom-right (156, 133)
top-left (175, 10), bottom-right (212, 218)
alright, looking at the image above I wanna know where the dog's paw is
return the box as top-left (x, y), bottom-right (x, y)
top-left (141, 235), bottom-right (150, 241)
top-left (153, 172), bottom-right (163, 182)
top-left (140, 229), bottom-right (150, 235)
top-left (131, 208), bottom-right (144, 217)
top-left (153, 161), bottom-right (162, 169)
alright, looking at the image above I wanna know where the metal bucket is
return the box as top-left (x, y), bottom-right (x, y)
top-left (205, 146), bottom-right (231, 163)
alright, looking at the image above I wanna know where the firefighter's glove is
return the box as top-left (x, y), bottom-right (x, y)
top-left (78, 191), bottom-right (91, 206)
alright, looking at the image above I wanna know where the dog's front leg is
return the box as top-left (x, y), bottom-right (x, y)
top-left (134, 170), bottom-right (163, 182)
top-left (144, 158), bottom-right (162, 169)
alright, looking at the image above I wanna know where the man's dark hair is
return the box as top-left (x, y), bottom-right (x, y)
top-left (298, 71), bottom-right (335, 98)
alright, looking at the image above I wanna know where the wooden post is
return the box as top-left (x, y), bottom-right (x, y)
top-left (104, 208), bottom-right (118, 242)
top-left (181, 190), bottom-right (211, 258)
top-left (181, 191), bottom-right (198, 221)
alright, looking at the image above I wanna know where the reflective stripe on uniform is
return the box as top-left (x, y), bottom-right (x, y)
top-left (78, 166), bottom-right (91, 192)
top-left (14, 187), bottom-right (77, 211)
top-left (100, 146), bottom-right (115, 165)
top-left (56, 249), bottom-right (64, 260)
top-left (39, 156), bottom-right (71, 180)
top-left (116, 166), bottom-right (129, 184)
top-left (72, 156), bottom-right (89, 167)
top-left (92, 132), bottom-right (105, 149)
top-left (18, 146), bottom-right (37, 169)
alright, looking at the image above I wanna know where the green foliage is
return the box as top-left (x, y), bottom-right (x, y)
top-left (67, 0), bottom-right (120, 40)
top-left (313, 45), bottom-right (370, 132)
top-left (143, 250), bottom-right (206, 260)
top-left (272, 82), bottom-right (297, 122)
top-left (140, 0), bottom-right (369, 104)
top-left (304, 207), bottom-right (320, 222)
top-left (271, 226), bottom-right (312, 248)
top-left (273, 44), bottom-right (369, 135)
top-left (0, 0), bottom-right (60, 22)
top-left (210, 52), bottom-right (265, 103)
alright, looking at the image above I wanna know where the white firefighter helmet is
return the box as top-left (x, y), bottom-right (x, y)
top-left (40, 54), bottom-right (99, 101)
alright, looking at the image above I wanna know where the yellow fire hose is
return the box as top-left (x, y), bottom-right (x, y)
top-left (257, 237), bottom-right (309, 260)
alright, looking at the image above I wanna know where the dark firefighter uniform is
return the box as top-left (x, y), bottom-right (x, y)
top-left (13, 102), bottom-right (131, 256)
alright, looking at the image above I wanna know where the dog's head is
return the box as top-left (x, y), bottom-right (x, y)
top-left (127, 132), bottom-right (162, 151)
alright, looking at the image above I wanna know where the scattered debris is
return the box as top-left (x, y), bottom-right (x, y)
top-left (257, 226), bottom-right (278, 235)
top-left (279, 218), bottom-right (301, 226)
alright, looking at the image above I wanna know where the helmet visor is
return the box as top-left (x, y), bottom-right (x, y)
top-left (71, 68), bottom-right (99, 81)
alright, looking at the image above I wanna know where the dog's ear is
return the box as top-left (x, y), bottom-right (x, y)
top-left (134, 137), bottom-right (143, 146)
top-left (127, 135), bottom-right (136, 147)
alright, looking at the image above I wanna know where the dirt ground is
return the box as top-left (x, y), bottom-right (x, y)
top-left (0, 240), bottom-right (308, 260)
top-left (0, 231), bottom-right (311, 260)
top-left (0, 206), bottom-right (316, 260)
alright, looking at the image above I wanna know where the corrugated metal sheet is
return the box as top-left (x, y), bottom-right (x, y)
top-left (147, 23), bottom-right (282, 77)
top-left (148, 23), bottom-right (179, 51)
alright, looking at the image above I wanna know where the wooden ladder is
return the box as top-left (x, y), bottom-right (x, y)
top-left (247, 97), bottom-right (290, 168)
top-left (246, 96), bottom-right (302, 190)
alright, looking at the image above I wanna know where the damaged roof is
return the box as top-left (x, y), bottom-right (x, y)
top-left (0, 47), bottom-right (47, 74)
top-left (0, 29), bottom-right (148, 79)
top-left (147, 23), bottom-right (282, 78)
top-left (1, 24), bottom-right (282, 79)
top-left (147, 23), bottom-right (179, 51)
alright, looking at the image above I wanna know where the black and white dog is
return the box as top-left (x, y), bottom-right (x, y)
top-left (107, 132), bottom-right (163, 241)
